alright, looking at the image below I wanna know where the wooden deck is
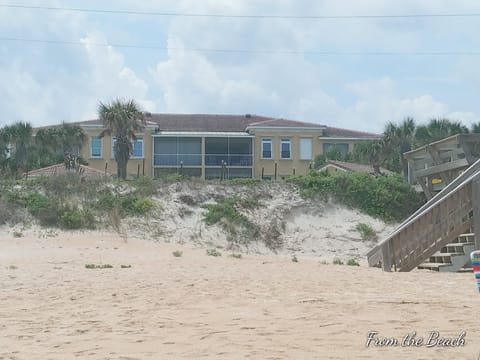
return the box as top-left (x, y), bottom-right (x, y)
top-left (404, 134), bottom-right (480, 199)
top-left (367, 158), bottom-right (480, 271)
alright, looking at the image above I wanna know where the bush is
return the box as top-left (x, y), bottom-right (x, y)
top-left (226, 178), bottom-right (261, 185)
top-left (172, 250), bottom-right (183, 257)
top-left (347, 258), bottom-right (360, 266)
top-left (85, 264), bottom-right (113, 269)
top-left (206, 248), bottom-right (222, 257)
top-left (333, 258), bottom-right (344, 265)
top-left (355, 223), bottom-right (377, 241)
top-left (59, 207), bottom-right (95, 229)
top-left (120, 194), bottom-right (156, 215)
top-left (287, 171), bottom-right (425, 222)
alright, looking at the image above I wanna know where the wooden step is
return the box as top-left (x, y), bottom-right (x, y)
top-left (452, 233), bottom-right (475, 244)
top-left (429, 252), bottom-right (465, 263)
top-left (417, 262), bottom-right (450, 271)
top-left (444, 243), bottom-right (470, 254)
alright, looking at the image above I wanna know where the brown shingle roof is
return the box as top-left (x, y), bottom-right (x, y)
top-left (150, 113), bottom-right (273, 132)
top-left (322, 160), bottom-right (394, 175)
top-left (36, 113), bottom-right (379, 139)
top-left (24, 163), bottom-right (109, 178)
top-left (323, 126), bottom-right (381, 139)
top-left (246, 118), bottom-right (325, 128)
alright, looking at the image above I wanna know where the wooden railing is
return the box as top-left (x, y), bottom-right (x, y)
top-left (368, 158), bottom-right (480, 271)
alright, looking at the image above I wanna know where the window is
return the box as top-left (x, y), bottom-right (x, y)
top-left (90, 136), bottom-right (102, 158)
top-left (111, 137), bottom-right (144, 159)
top-left (300, 138), bottom-right (312, 160)
top-left (132, 138), bottom-right (144, 158)
top-left (323, 143), bottom-right (349, 156)
top-left (262, 138), bottom-right (272, 159)
top-left (280, 138), bottom-right (291, 159)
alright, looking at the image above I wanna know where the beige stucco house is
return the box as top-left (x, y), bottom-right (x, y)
top-left (55, 114), bottom-right (380, 179)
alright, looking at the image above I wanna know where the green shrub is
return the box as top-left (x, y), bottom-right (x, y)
top-left (172, 250), bottom-right (183, 257)
top-left (229, 253), bottom-right (242, 259)
top-left (206, 248), bottom-right (222, 257)
top-left (355, 223), bottom-right (377, 241)
top-left (287, 171), bottom-right (425, 222)
top-left (59, 207), bottom-right (95, 230)
top-left (120, 264), bottom-right (132, 268)
top-left (333, 258), bottom-right (344, 265)
top-left (120, 194), bottom-right (155, 215)
top-left (347, 258), bottom-right (360, 266)
top-left (85, 264), bottom-right (113, 269)
top-left (226, 178), bottom-right (261, 185)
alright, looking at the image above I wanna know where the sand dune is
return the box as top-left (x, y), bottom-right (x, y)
top-left (1, 229), bottom-right (479, 359)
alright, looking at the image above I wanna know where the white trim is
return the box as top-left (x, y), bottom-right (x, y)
top-left (247, 126), bottom-right (325, 131)
top-left (280, 138), bottom-right (292, 160)
top-left (261, 138), bottom-right (273, 159)
top-left (131, 138), bottom-right (144, 159)
top-left (153, 131), bottom-right (253, 137)
top-left (319, 136), bottom-right (379, 141)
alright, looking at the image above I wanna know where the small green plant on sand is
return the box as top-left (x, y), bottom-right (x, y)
top-left (85, 264), bottom-right (113, 269)
top-left (291, 255), bottom-right (298, 263)
top-left (347, 258), bottom-right (360, 266)
top-left (355, 223), bottom-right (377, 241)
top-left (13, 231), bottom-right (23, 238)
top-left (172, 250), bottom-right (183, 257)
top-left (206, 248), bottom-right (222, 257)
top-left (229, 253), bottom-right (242, 259)
top-left (120, 264), bottom-right (132, 268)
top-left (333, 258), bottom-right (344, 265)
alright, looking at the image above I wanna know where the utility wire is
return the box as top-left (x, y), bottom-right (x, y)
top-left (1, 37), bottom-right (479, 56)
top-left (1, 3), bottom-right (480, 19)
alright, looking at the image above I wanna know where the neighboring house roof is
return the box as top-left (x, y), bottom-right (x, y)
top-left (319, 160), bottom-right (394, 176)
top-left (321, 126), bottom-right (381, 139)
top-left (24, 163), bottom-right (109, 178)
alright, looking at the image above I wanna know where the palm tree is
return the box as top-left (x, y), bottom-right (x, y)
top-left (97, 99), bottom-right (147, 179)
top-left (415, 118), bottom-right (469, 146)
top-left (58, 123), bottom-right (86, 156)
top-left (353, 139), bottom-right (388, 173)
top-left (471, 122), bottom-right (480, 134)
top-left (3, 122), bottom-right (33, 177)
top-left (383, 117), bottom-right (416, 178)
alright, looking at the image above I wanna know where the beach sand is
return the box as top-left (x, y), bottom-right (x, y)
top-left (1, 229), bottom-right (479, 359)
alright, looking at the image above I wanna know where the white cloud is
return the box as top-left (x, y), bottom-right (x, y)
top-left (1, 0), bottom-right (479, 132)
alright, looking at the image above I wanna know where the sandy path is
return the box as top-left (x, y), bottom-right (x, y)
top-left (0, 230), bottom-right (479, 359)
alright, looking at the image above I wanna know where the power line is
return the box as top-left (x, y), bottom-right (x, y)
top-left (2, 37), bottom-right (480, 56)
top-left (2, 3), bottom-right (480, 19)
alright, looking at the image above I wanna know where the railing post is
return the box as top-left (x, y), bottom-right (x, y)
top-left (472, 178), bottom-right (480, 250)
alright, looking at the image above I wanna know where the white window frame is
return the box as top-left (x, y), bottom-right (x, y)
top-left (299, 138), bottom-right (312, 160)
top-left (280, 138), bottom-right (291, 160)
top-left (131, 137), bottom-right (144, 159)
top-left (111, 137), bottom-right (144, 159)
top-left (261, 138), bottom-right (273, 159)
top-left (90, 136), bottom-right (103, 159)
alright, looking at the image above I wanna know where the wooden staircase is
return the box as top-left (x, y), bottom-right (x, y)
top-left (417, 233), bottom-right (475, 272)
top-left (367, 157), bottom-right (480, 272)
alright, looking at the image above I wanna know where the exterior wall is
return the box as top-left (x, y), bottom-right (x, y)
top-left (78, 125), bottom-right (375, 180)
top-left (80, 127), bottom-right (154, 177)
top-left (250, 129), bottom-right (322, 178)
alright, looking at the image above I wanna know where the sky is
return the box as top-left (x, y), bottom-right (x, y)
top-left (1, 0), bottom-right (480, 133)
